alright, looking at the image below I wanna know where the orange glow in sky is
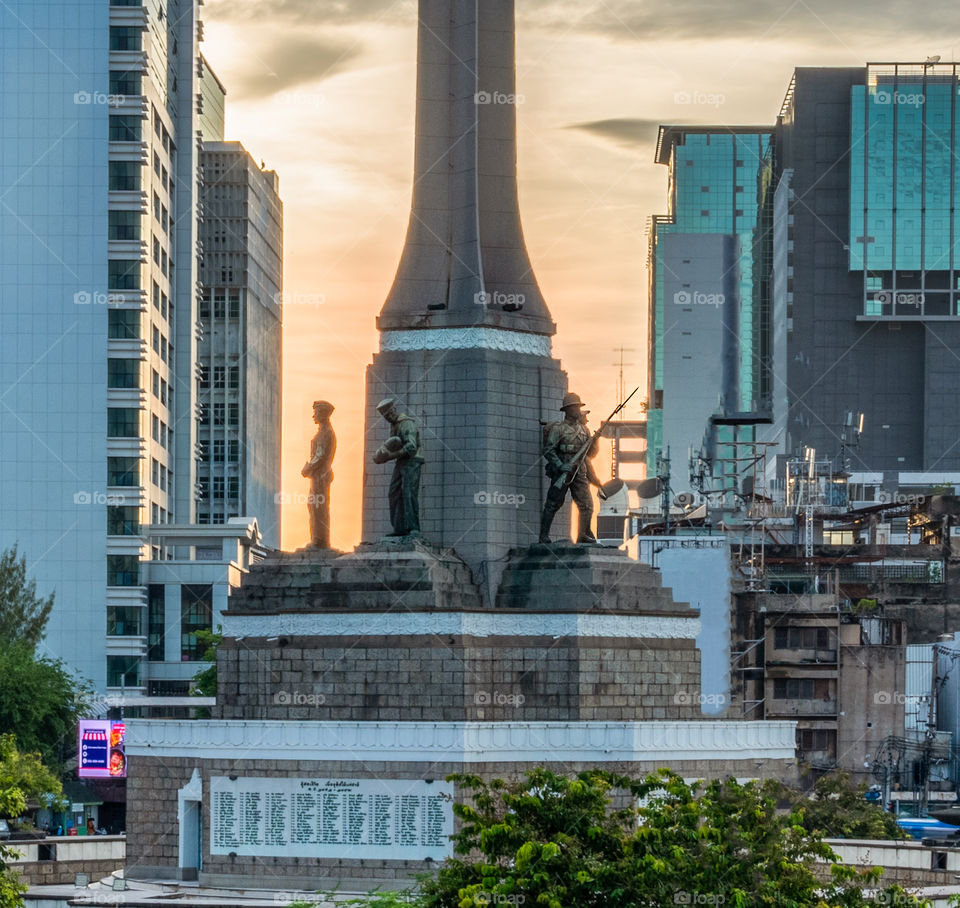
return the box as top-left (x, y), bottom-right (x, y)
top-left (200, 1), bottom-right (951, 551)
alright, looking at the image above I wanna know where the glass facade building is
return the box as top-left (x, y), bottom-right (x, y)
top-left (850, 63), bottom-right (960, 318)
top-left (0, 1), bottom-right (282, 693)
top-left (647, 127), bottom-right (772, 478)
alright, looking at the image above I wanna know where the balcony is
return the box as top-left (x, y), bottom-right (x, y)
top-left (766, 698), bottom-right (838, 718)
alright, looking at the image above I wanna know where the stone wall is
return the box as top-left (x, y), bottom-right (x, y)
top-left (126, 752), bottom-right (795, 891)
top-left (215, 634), bottom-right (701, 722)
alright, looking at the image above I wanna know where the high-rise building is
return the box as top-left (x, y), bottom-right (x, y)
top-left (647, 127), bottom-right (772, 484)
top-left (0, 1), bottom-right (281, 694)
top-left (196, 144), bottom-right (282, 545)
top-left (777, 64), bottom-right (960, 471)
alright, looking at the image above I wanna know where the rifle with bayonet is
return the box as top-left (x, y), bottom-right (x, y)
top-left (550, 387), bottom-right (640, 495)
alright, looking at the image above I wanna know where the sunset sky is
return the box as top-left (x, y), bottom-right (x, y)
top-left (200, 0), bottom-right (956, 551)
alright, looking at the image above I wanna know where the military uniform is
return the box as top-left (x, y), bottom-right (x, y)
top-left (373, 399), bottom-right (424, 536)
top-left (540, 393), bottom-right (601, 544)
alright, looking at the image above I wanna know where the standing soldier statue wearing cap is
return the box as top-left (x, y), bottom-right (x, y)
top-left (372, 398), bottom-right (424, 536)
top-left (539, 392), bottom-right (608, 545)
top-left (301, 400), bottom-right (336, 548)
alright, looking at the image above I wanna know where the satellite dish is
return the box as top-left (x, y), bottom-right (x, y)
top-left (636, 478), bottom-right (663, 500)
top-left (674, 492), bottom-right (696, 509)
top-left (600, 478), bottom-right (626, 500)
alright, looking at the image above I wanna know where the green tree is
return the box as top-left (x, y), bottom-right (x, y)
top-left (0, 734), bottom-right (64, 908)
top-left (0, 646), bottom-right (90, 774)
top-left (419, 768), bottom-right (924, 908)
top-left (793, 771), bottom-right (902, 840)
top-left (0, 547), bottom-right (53, 652)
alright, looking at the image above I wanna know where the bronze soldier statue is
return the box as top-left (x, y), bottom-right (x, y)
top-left (372, 398), bottom-right (423, 536)
top-left (540, 392), bottom-right (607, 545)
top-left (301, 400), bottom-right (336, 548)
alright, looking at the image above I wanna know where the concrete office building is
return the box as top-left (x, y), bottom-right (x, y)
top-left (652, 65), bottom-right (960, 482)
top-left (777, 63), bottom-right (960, 471)
top-left (0, 1), bottom-right (281, 694)
top-left (647, 127), bottom-right (772, 484)
top-left (196, 143), bottom-right (282, 545)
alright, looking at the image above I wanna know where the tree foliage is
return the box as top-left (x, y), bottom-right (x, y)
top-left (792, 771), bottom-right (903, 841)
top-left (418, 768), bottom-right (924, 908)
top-left (0, 734), bottom-right (64, 908)
top-left (0, 644), bottom-right (90, 774)
top-left (0, 546), bottom-right (53, 652)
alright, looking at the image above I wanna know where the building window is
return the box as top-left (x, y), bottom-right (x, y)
top-left (199, 292), bottom-right (211, 319)
top-left (108, 259), bottom-right (140, 290)
top-left (212, 476), bottom-right (225, 500)
top-left (147, 584), bottom-right (165, 661)
top-left (227, 477), bottom-right (239, 500)
top-left (109, 69), bottom-right (142, 97)
top-left (228, 439), bottom-right (239, 463)
top-left (227, 403), bottom-right (239, 427)
top-left (180, 584), bottom-right (213, 661)
top-left (107, 358), bottom-right (140, 389)
top-left (107, 457), bottom-right (139, 487)
top-left (107, 408), bottom-right (139, 438)
top-left (108, 308), bottom-right (140, 339)
top-left (772, 678), bottom-right (833, 700)
top-left (212, 439), bottom-right (225, 462)
top-left (107, 606), bottom-right (142, 636)
top-left (107, 555), bottom-right (140, 587)
top-left (228, 290), bottom-right (240, 318)
top-left (106, 655), bottom-right (141, 688)
top-left (107, 505), bottom-right (140, 536)
top-left (109, 160), bottom-right (140, 191)
top-left (109, 26), bottom-right (142, 51)
top-left (797, 729), bottom-right (835, 754)
top-left (213, 291), bottom-right (226, 318)
top-left (213, 366), bottom-right (225, 389)
top-left (228, 366), bottom-right (239, 390)
top-left (213, 403), bottom-right (225, 426)
top-left (108, 114), bottom-right (142, 141)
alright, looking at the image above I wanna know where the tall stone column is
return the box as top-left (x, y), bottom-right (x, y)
top-left (363, 0), bottom-right (568, 589)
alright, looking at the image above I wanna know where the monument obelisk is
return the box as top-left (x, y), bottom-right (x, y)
top-left (363, 0), bottom-right (568, 585)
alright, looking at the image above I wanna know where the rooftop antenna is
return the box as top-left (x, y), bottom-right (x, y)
top-left (611, 347), bottom-right (637, 408)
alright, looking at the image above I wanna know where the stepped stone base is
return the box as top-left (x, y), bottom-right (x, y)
top-left (496, 543), bottom-right (694, 613)
top-left (231, 537), bottom-right (483, 612)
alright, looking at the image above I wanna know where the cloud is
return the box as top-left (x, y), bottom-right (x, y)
top-left (568, 118), bottom-right (662, 149)
top-left (522, 0), bottom-right (959, 41)
top-left (204, 0), bottom-right (412, 25)
top-left (226, 34), bottom-right (362, 99)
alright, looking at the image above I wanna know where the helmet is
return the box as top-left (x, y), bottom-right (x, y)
top-left (561, 392), bottom-right (584, 411)
top-left (376, 398), bottom-right (396, 417)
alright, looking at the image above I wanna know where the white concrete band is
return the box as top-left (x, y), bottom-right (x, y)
top-left (220, 611), bottom-right (701, 640)
top-left (127, 719), bottom-right (797, 764)
top-left (380, 327), bottom-right (552, 357)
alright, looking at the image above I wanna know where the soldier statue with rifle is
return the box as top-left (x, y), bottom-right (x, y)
top-left (539, 389), bottom-right (637, 545)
